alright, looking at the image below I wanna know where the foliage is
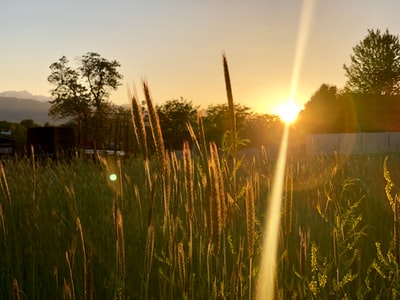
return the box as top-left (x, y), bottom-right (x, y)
top-left (297, 85), bottom-right (400, 134)
top-left (79, 52), bottom-right (123, 110)
top-left (48, 52), bottom-right (123, 147)
top-left (344, 29), bottom-right (400, 95)
top-left (19, 119), bottom-right (40, 129)
top-left (365, 156), bottom-right (400, 298)
top-left (48, 56), bottom-right (91, 125)
top-left (203, 103), bottom-right (252, 147)
top-left (241, 113), bottom-right (283, 148)
top-left (297, 84), bottom-right (341, 134)
top-left (157, 98), bottom-right (198, 150)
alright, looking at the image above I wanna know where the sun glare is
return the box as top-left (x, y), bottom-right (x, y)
top-left (277, 101), bottom-right (300, 124)
top-left (257, 0), bottom-right (316, 298)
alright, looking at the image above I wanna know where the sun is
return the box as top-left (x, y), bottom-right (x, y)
top-left (276, 101), bottom-right (301, 124)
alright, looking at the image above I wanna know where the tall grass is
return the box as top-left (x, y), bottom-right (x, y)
top-left (0, 56), bottom-right (399, 299)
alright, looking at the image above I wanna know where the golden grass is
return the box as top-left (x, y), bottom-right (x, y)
top-left (0, 54), bottom-right (399, 299)
top-left (143, 81), bottom-right (165, 172)
top-left (129, 87), bottom-right (148, 160)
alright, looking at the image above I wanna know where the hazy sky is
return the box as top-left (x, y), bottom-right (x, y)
top-left (1, 0), bottom-right (400, 114)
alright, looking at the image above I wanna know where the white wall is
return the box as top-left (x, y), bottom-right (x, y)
top-left (307, 132), bottom-right (400, 155)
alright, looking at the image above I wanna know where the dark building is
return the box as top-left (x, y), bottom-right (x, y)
top-left (27, 127), bottom-right (75, 159)
top-left (0, 133), bottom-right (14, 156)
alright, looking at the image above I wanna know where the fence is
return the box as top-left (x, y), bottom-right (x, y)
top-left (306, 132), bottom-right (400, 155)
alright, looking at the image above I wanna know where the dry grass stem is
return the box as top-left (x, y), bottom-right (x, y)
top-left (144, 224), bottom-right (155, 286)
top-left (0, 162), bottom-right (11, 205)
top-left (245, 180), bottom-right (255, 258)
top-left (143, 81), bottom-right (165, 172)
top-left (129, 86), bottom-right (148, 160)
top-left (284, 166), bottom-right (293, 235)
top-left (177, 242), bottom-right (187, 291)
top-left (12, 279), bottom-right (20, 300)
top-left (76, 218), bottom-right (88, 300)
top-left (114, 207), bottom-right (125, 298)
top-left (65, 251), bottom-right (76, 300)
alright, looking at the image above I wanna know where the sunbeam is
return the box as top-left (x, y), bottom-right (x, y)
top-left (256, 1), bottom-right (316, 299)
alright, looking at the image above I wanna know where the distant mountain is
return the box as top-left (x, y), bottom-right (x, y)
top-left (0, 96), bottom-right (53, 125)
top-left (0, 90), bottom-right (51, 102)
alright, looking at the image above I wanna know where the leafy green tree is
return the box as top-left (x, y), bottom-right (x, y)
top-left (203, 103), bottom-right (252, 149)
top-left (343, 29), bottom-right (400, 95)
top-left (48, 52), bottom-right (123, 147)
top-left (48, 56), bottom-right (90, 118)
top-left (297, 84), bottom-right (341, 133)
top-left (79, 52), bottom-right (123, 111)
top-left (157, 98), bottom-right (198, 150)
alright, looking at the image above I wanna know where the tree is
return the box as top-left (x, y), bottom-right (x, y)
top-left (297, 84), bottom-right (341, 133)
top-left (157, 98), bottom-right (198, 150)
top-left (203, 103), bottom-right (252, 149)
top-left (20, 119), bottom-right (39, 129)
top-left (343, 29), bottom-right (400, 95)
top-left (48, 52), bottom-right (123, 147)
top-left (79, 52), bottom-right (123, 111)
top-left (48, 56), bottom-right (91, 146)
top-left (241, 113), bottom-right (283, 147)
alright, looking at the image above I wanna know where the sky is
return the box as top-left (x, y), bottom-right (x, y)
top-left (1, 0), bottom-right (400, 114)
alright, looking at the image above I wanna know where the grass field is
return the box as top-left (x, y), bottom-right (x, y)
top-left (0, 143), bottom-right (399, 299)
top-left (2, 62), bottom-right (400, 299)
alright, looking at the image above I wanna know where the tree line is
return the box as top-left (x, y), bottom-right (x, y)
top-left (3, 28), bottom-right (399, 155)
top-left (45, 52), bottom-right (285, 154)
top-left (298, 28), bottom-right (400, 136)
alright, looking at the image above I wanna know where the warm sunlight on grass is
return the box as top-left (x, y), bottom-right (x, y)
top-left (276, 101), bottom-right (301, 124)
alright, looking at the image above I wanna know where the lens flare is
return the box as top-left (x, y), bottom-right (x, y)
top-left (256, 125), bottom-right (289, 299)
top-left (256, 0), bottom-right (316, 299)
top-left (109, 173), bottom-right (118, 181)
top-left (277, 101), bottom-right (301, 124)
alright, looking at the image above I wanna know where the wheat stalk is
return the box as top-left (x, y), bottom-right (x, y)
top-left (162, 152), bottom-right (172, 235)
top-left (54, 266), bottom-right (59, 300)
top-left (298, 226), bottom-right (310, 278)
top-left (245, 179), bottom-right (255, 300)
top-left (129, 86), bottom-right (148, 160)
top-left (183, 141), bottom-right (194, 219)
top-left (65, 251), bottom-right (76, 300)
top-left (183, 141), bottom-right (194, 272)
top-left (245, 181), bottom-right (255, 258)
top-left (133, 184), bottom-right (144, 230)
top-left (284, 165), bottom-right (293, 235)
top-left (144, 224), bottom-right (155, 293)
top-left (114, 207), bottom-right (125, 298)
top-left (177, 242), bottom-right (187, 292)
top-left (0, 204), bottom-right (5, 246)
top-left (222, 53), bottom-right (237, 159)
top-left (13, 278), bottom-right (20, 300)
top-left (62, 279), bottom-right (73, 300)
top-left (209, 143), bottom-right (222, 254)
top-left (234, 238), bottom-right (245, 298)
top-left (76, 217), bottom-right (88, 300)
top-left (117, 159), bottom-right (124, 209)
top-left (143, 81), bottom-right (165, 172)
top-left (0, 161), bottom-right (11, 205)
top-left (30, 145), bottom-right (37, 208)
top-left (212, 142), bottom-right (227, 228)
top-left (223, 53), bottom-right (237, 195)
